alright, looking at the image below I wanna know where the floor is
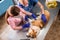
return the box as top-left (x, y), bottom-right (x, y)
top-left (44, 10), bottom-right (60, 40)
top-left (0, 16), bottom-right (7, 34)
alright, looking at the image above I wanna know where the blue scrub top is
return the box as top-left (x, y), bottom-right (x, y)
top-left (19, 0), bottom-right (38, 12)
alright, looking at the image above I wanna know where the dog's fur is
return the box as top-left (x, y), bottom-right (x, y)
top-left (26, 10), bottom-right (50, 38)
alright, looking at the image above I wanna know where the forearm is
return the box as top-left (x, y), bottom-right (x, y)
top-left (12, 26), bottom-right (22, 30)
top-left (19, 6), bottom-right (36, 20)
top-left (25, 11), bottom-right (32, 16)
top-left (38, 1), bottom-right (44, 14)
top-left (20, 7), bottom-right (32, 16)
top-left (20, 8), bottom-right (37, 19)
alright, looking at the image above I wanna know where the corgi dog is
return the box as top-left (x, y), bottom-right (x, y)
top-left (26, 10), bottom-right (50, 38)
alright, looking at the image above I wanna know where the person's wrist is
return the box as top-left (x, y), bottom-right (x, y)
top-left (42, 11), bottom-right (44, 14)
top-left (31, 13), bottom-right (37, 20)
top-left (19, 26), bottom-right (23, 30)
top-left (22, 22), bottom-right (30, 29)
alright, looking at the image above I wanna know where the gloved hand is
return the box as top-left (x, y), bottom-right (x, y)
top-left (22, 22), bottom-right (30, 29)
top-left (41, 14), bottom-right (47, 23)
top-left (19, 3), bottom-right (24, 8)
top-left (25, 15), bottom-right (29, 21)
top-left (31, 13), bottom-right (37, 20)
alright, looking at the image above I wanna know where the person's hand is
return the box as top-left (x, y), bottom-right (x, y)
top-left (22, 22), bottom-right (30, 29)
top-left (41, 14), bottom-right (47, 23)
top-left (31, 13), bottom-right (37, 20)
top-left (25, 15), bottom-right (29, 21)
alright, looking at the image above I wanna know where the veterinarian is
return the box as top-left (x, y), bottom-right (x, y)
top-left (13, 0), bottom-right (46, 21)
top-left (20, 0), bottom-right (47, 24)
top-left (5, 5), bottom-right (34, 30)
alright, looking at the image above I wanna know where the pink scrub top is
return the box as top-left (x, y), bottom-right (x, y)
top-left (7, 12), bottom-right (26, 28)
top-left (7, 16), bottom-right (22, 28)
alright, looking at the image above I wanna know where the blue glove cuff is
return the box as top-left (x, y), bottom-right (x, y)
top-left (19, 3), bottom-right (24, 8)
top-left (25, 15), bottom-right (29, 21)
top-left (41, 14), bottom-right (47, 23)
top-left (22, 22), bottom-right (30, 29)
top-left (31, 13), bottom-right (36, 20)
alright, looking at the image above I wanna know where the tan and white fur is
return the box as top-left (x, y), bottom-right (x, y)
top-left (26, 10), bottom-right (50, 39)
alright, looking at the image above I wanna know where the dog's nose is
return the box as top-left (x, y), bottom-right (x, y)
top-left (31, 36), bottom-right (35, 38)
top-left (26, 35), bottom-right (30, 38)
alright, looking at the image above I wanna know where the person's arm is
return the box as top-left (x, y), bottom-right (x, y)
top-left (37, 2), bottom-right (47, 23)
top-left (19, 7), bottom-right (32, 16)
top-left (12, 26), bottom-right (22, 30)
top-left (19, 7), bottom-right (37, 20)
top-left (37, 1), bottom-right (44, 14)
top-left (7, 18), bottom-right (22, 30)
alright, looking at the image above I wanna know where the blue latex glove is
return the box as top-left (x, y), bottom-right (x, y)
top-left (22, 22), bottom-right (30, 29)
top-left (31, 13), bottom-right (37, 20)
top-left (19, 3), bottom-right (24, 8)
top-left (41, 14), bottom-right (47, 23)
top-left (25, 15), bottom-right (29, 21)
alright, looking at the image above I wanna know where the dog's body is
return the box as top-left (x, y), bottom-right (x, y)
top-left (26, 10), bottom-right (50, 38)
